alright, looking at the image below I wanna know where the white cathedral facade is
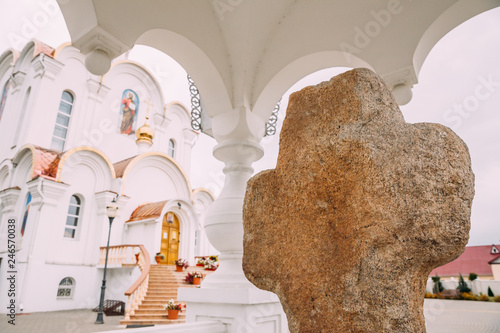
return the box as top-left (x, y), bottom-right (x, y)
top-left (0, 40), bottom-right (216, 313)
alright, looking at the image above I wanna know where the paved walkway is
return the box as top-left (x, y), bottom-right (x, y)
top-left (0, 310), bottom-right (125, 333)
top-left (1, 299), bottom-right (499, 332)
top-left (424, 299), bottom-right (500, 333)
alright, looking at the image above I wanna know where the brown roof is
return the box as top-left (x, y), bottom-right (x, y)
top-left (32, 146), bottom-right (63, 180)
top-left (113, 156), bottom-right (137, 178)
top-left (430, 245), bottom-right (500, 277)
top-left (33, 40), bottom-right (55, 58)
top-left (126, 200), bottom-right (169, 222)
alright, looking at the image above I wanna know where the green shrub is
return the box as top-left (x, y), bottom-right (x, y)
top-left (468, 273), bottom-right (478, 281)
top-left (457, 274), bottom-right (471, 293)
top-left (432, 274), bottom-right (445, 294)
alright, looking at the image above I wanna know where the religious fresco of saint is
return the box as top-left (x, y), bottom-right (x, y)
top-left (21, 192), bottom-right (32, 237)
top-left (0, 79), bottom-right (11, 122)
top-left (119, 89), bottom-right (139, 135)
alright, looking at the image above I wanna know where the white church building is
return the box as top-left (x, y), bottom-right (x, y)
top-left (0, 40), bottom-right (216, 313)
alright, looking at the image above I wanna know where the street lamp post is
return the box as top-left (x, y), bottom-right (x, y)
top-left (95, 197), bottom-right (118, 324)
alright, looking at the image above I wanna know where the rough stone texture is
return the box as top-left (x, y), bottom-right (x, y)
top-left (243, 68), bottom-right (474, 333)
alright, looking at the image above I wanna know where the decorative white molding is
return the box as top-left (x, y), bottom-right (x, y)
top-left (0, 186), bottom-right (21, 212)
top-left (72, 26), bottom-right (130, 60)
top-left (26, 177), bottom-right (69, 207)
top-left (87, 78), bottom-right (111, 102)
top-left (10, 71), bottom-right (26, 90)
top-left (381, 66), bottom-right (418, 105)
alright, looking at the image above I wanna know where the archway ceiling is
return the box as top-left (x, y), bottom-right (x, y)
top-left (58, 0), bottom-right (498, 120)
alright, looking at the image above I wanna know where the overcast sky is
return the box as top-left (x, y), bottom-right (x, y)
top-left (1, 1), bottom-right (499, 246)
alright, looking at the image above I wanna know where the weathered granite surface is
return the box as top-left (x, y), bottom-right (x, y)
top-left (243, 68), bottom-right (474, 332)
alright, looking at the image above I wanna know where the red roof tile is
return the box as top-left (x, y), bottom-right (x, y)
top-left (113, 156), bottom-right (137, 178)
top-left (126, 200), bottom-right (169, 222)
top-left (33, 40), bottom-right (55, 58)
top-left (430, 245), bottom-right (500, 277)
top-left (32, 145), bottom-right (63, 180)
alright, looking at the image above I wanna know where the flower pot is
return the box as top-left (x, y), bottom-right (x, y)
top-left (155, 256), bottom-right (162, 264)
top-left (205, 268), bottom-right (217, 271)
top-left (135, 253), bottom-right (140, 264)
top-left (176, 265), bottom-right (183, 272)
top-left (168, 309), bottom-right (179, 320)
top-left (193, 277), bottom-right (201, 285)
top-left (196, 263), bottom-right (204, 267)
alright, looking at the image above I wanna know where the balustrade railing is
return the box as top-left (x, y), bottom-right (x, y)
top-left (98, 244), bottom-right (151, 320)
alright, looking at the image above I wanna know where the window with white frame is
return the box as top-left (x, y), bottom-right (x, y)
top-left (168, 139), bottom-right (175, 158)
top-left (64, 195), bottom-right (81, 238)
top-left (51, 91), bottom-right (74, 151)
top-left (57, 277), bottom-right (74, 298)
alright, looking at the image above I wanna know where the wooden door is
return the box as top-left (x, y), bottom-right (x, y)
top-left (160, 212), bottom-right (179, 265)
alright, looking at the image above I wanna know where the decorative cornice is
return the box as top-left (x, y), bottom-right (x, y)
top-left (26, 177), bottom-right (69, 206)
top-left (72, 26), bottom-right (130, 61)
top-left (10, 71), bottom-right (26, 90)
top-left (31, 55), bottom-right (63, 80)
top-left (0, 187), bottom-right (21, 212)
top-left (87, 78), bottom-right (111, 102)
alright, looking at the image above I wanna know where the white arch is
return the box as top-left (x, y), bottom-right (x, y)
top-left (57, 147), bottom-right (115, 192)
top-left (413, 2), bottom-right (500, 78)
top-left (252, 50), bottom-right (371, 120)
top-left (136, 29), bottom-right (232, 117)
top-left (0, 49), bottom-right (19, 82)
top-left (54, 43), bottom-right (86, 67)
top-left (120, 152), bottom-right (192, 199)
top-left (0, 164), bottom-right (11, 191)
top-left (165, 102), bottom-right (192, 128)
top-left (105, 60), bottom-right (166, 112)
top-left (11, 145), bottom-right (35, 186)
top-left (13, 40), bottom-right (54, 74)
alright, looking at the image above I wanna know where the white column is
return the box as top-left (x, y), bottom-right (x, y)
top-left (179, 107), bottom-right (288, 333)
top-left (0, 187), bottom-right (21, 247)
top-left (0, 187), bottom-right (21, 313)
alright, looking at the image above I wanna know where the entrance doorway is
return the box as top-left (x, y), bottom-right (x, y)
top-left (159, 212), bottom-right (180, 265)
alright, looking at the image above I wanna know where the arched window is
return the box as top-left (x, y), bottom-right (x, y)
top-left (21, 192), bottom-right (32, 237)
top-left (64, 195), bottom-right (81, 239)
top-left (51, 91), bottom-right (74, 151)
top-left (57, 277), bottom-right (74, 298)
top-left (168, 139), bottom-right (175, 158)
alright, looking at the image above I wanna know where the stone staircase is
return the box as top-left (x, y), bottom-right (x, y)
top-left (120, 265), bottom-right (210, 326)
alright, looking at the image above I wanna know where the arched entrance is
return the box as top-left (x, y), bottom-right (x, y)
top-left (159, 212), bottom-right (179, 265)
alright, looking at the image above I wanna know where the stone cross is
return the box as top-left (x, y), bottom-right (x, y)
top-left (243, 68), bottom-right (474, 332)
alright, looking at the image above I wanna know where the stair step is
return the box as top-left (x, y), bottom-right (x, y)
top-left (120, 319), bottom-right (186, 325)
top-left (130, 313), bottom-right (186, 319)
top-left (123, 265), bottom-right (214, 323)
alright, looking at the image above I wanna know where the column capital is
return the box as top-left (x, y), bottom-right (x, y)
top-left (211, 107), bottom-right (266, 145)
top-left (26, 177), bottom-right (69, 206)
top-left (32, 55), bottom-right (64, 80)
top-left (95, 191), bottom-right (130, 219)
top-left (0, 186), bottom-right (21, 213)
top-left (10, 71), bottom-right (26, 90)
top-left (381, 66), bottom-right (417, 105)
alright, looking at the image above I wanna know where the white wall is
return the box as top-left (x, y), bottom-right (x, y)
top-left (426, 278), bottom-right (500, 296)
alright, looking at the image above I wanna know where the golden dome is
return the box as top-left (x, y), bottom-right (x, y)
top-left (136, 117), bottom-right (154, 144)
